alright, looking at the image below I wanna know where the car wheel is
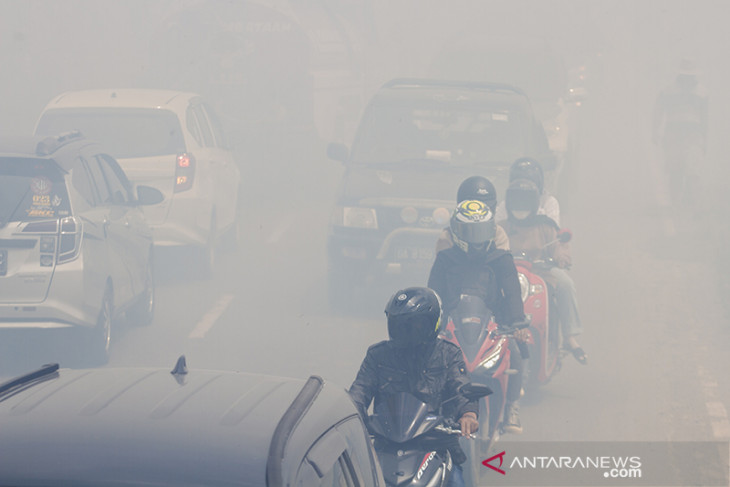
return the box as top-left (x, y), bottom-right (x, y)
top-left (127, 257), bottom-right (154, 326)
top-left (89, 287), bottom-right (113, 366)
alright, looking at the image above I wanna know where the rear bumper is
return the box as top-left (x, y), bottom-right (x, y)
top-left (0, 298), bottom-right (95, 331)
top-left (0, 258), bottom-right (102, 330)
top-left (0, 320), bottom-right (74, 330)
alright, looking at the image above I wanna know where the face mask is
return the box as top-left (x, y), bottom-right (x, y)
top-left (511, 210), bottom-right (531, 220)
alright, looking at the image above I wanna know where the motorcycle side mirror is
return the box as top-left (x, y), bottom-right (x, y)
top-left (558, 228), bottom-right (573, 243)
top-left (457, 383), bottom-right (493, 401)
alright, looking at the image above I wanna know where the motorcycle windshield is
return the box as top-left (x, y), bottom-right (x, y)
top-left (370, 392), bottom-right (439, 443)
top-left (455, 319), bottom-right (490, 363)
top-left (452, 295), bottom-right (493, 362)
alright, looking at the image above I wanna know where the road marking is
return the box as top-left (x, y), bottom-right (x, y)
top-left (266, 215), bottom-right (295, 244)
top-left (188, 294), bottom-right (235, 339)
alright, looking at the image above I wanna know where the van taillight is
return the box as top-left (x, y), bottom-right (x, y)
top-left (174, 153), bottom-right (195, 192)
top-left (58, 216), bottom-right (82, 263)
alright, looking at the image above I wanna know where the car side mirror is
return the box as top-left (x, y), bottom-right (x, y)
top-left (327, 143), bottom-right (349, 163)
top-left (136, 185), bottom-right (164, 206)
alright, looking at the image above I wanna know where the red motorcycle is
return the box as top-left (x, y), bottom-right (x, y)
top-left (440, 295), bottom-right (526, 486)
top-left (514, 230), bottom-right (573, 391)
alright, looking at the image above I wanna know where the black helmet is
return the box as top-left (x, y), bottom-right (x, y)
top-left (450, 199), bottom-right (496, 253)
top-left (457, 176), bottom-right (497, 210)
top-left (505, 178), bottom-right (540, 220)
top-left (509, 157), bottom-right (544, 194)
top-left (385, 287), bottom-right (442, 346)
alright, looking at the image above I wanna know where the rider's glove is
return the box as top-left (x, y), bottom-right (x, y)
top-left (459, 412), bottom-right (479, 437)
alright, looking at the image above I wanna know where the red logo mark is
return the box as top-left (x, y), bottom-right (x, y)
top-left (482, 450), bottom-right (506, 475)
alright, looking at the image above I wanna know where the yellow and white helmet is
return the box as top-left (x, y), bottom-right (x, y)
top-left (450, 199), bottom-right (496, 253)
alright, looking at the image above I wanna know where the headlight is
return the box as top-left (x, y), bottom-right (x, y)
top-left (478, 338), bottom-right (505, 372)
top-left (518, 273), bottom-right (545, 301)
top-left (400, 206), bottom-right (418, 224)
top-left (518, 273), bottom-right (529, 302)
top-left (333, 207), bottom-right (378, 229)
top-left (432, 207), bottom-right (450, 226)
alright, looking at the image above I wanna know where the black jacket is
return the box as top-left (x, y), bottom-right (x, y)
top-left (427, 246), bottom-right (525, 327)
top-left (348, 339), bottom-right (477, 464)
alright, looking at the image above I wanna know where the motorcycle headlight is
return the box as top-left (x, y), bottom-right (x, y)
top-left (518, 273), bottom-right (545, 301)
top-left (333, 206), bottom-right (378, 229)
top-left (518, 272), bottom-right (529, 302)
top-left (477, 338), bottom-right (505, 372)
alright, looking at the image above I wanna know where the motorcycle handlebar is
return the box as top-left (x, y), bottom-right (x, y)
top-left (433, 424), bottom-right (476, 439)
top-left (492, 320), bottom-right (529, 336)
top-left (491, 321), bottom-right (530, 359)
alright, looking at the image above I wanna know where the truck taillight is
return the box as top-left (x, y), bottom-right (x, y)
top-left (57, 216), bottom-right (82, 263)
top-left (174, 153), bottom-right (195, 192)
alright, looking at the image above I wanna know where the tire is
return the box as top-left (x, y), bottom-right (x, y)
top-left (127, 257), bottom-right (154, 326)
top-left (88, 287), bottom-right (113, 366)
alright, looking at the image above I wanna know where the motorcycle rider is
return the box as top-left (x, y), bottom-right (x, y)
top-left (652, 58), bottom-right (708, 205)
top-left (436, 175), bottom-right (510, 252)
top-left (499, 178), bottom-right (587, 365)
top-left (349, 286), bottom-right (479, 487)
top-left (496, 157), bottom-right (560, 226)
top-left (428, 200), bottom-right (527, 434)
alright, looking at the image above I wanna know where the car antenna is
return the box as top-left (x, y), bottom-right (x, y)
top-left (171, 355), bottom-right (188, 376)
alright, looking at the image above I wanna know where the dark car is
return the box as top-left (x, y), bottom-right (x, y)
top-left (326, 78), bottom-right (553, 310)
top-left (0, 132), bottom-right (163, 364)
top-left (0, 358), bottom-right (385, 486)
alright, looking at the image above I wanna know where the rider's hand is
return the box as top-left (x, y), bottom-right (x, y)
top-left (514, 328), bottom-right (530, 342)
top-left (459, 412), bottom-right (478, 437)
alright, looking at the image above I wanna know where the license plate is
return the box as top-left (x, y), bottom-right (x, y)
top-left (0, 249), bottom-right (7, 276)
top-left (395, 247), bottom-right (434, 261)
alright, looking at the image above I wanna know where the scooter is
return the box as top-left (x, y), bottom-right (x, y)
top-left (514, 255), bottom-right (561, 391)
top-left (514, 229), bottom-right (572, 391)
top-left (440, 295), bottom-right (527, 485)
top-left (368, 383), bottom-right (491, 487)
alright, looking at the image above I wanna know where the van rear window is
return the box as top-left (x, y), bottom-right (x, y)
top-left (36, 108), bottom-right (186, 159)
top-left (0, 158), bottom-right (71, 225)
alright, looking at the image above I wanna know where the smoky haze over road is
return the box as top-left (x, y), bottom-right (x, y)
top-left (1, 0), bottom-right (729, 480)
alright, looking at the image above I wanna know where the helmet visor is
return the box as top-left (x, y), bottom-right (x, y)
top-left (506, 188), bottom-right (539, 214)
top-left (388, 314), bottom-right (440, 345)
top-left (451, 218), bottom-right (496, 244)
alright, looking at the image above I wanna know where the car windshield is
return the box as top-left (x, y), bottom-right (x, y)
top-left (0, 158), bottom-right (71, 226)
top-left (36, 108), bottom-right (186, 159)
top-left (350, 103), bottom-right (528, 166)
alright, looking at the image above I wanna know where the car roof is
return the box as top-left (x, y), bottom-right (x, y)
top-left (0, 361), bottom-right (360, 486)
top-left (0, 133), bottom-right (100, 171)
top-left (42, 89), bottom-right (200, 112)
top-left (372, 78), bottom-right (532, 109)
